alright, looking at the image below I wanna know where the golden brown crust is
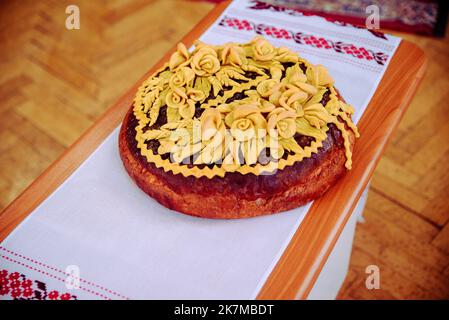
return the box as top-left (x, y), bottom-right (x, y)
top-left (119, 106), bottom-right (355, 219)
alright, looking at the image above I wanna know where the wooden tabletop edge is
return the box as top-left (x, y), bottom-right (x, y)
top-left (257, 40), bottom-right (427, 299)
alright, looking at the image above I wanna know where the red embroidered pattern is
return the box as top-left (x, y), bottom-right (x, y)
top-left (218, 16), bottom-right (389, 66)
top-left (0, 269), bottom-right (77, 300)
top-left (247, 0), bottom-right (389, 40)
top-left (0, 246), bottom-right (129, 300)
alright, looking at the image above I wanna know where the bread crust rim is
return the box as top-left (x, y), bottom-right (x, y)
top-left (119, 107), bottom-right (354, 219)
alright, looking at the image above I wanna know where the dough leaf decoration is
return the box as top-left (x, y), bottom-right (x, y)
top-left (194, 76), bottom-right (211, 99)
top-left (208, 76), bottom-right (223, 97)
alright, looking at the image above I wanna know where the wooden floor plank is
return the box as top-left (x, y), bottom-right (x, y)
top-left (338, 247), bottom-right (435, 299)
top-left (432, 222), bottom-right (449, 255)
top-left (365, 190), bottom-right (439, 242)
top-left (355, 208), bottom-right (448, 271)
top-left (15, 100), bottom-right (93, 148)
top-left (371, 173), bottom-right (429, 217)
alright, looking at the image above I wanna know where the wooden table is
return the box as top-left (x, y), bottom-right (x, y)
top-left (0, 1), bottom-right (426, 299)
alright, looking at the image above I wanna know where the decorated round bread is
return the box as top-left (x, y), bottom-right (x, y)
top-left (119, 37), bottom-right (359, 219)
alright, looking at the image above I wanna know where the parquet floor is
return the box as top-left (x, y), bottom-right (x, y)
top-left (0, 0), bottom-right (448, 299)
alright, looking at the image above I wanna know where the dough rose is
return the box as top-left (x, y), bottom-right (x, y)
top-left (278, 86), bottom-right (308, 114)
top-left (200, 108), bottom-right (223, 141)
top-left (166, 88), bottom-right (187, 109)
top-left (302, 103), bottom-right (333, 129)
top-left (169, 43), bottom-right (190, 71)
top-left (306, 64), bottom-right (334, 86)
top-left (267, 108), bottom-right (297, 139)
top-left (178, 100), bottom-right (195, 120)
top-left (276, 47), bottom-right (299, 63)
top-left (225, 104), bottom-right (267, 141)
top-left (190, 47), bottom-right (220, 77)
top-left (256, 79), bottom-right (280, 98)
top-left (187, 87), bottom-right (206, 102)
top-left (169, 67), bottom-right (195, 89)
top-left (252, 37), bottom-right (276, 61)
top-left (220, 44), bottom-right (247, 67)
